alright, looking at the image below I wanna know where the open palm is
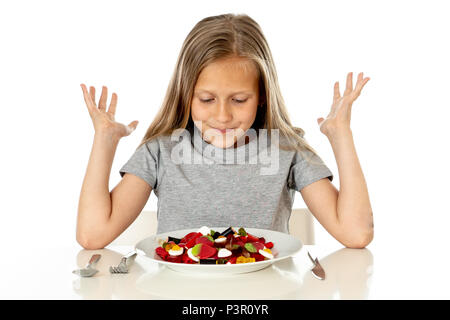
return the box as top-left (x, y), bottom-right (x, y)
top-left (80, 84), bottom-right (139, 140)
top-left (317, 72), bottom-right (370, 137)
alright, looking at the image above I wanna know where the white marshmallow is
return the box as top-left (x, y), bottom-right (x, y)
top-left (198, 226), bottom-right (210, 236)
top-left (218, 248), bottom-right (232, 258)
top-left (187, 248), bottom-right (199, 262)
top-left (168, 247), bottom-right (184, 256)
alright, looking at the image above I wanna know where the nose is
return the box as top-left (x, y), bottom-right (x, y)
top-left (213, 101), bottom-right (233, 124)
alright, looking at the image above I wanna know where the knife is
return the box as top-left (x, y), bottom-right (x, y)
top-left (307, 251), bottom-right (326, 280)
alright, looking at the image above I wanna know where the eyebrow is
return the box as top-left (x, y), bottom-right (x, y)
top-left (194, 89), bottom-right (254, 96)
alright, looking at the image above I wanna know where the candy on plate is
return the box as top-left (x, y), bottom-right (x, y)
top-left (155, 226), bottom-right (277, 265)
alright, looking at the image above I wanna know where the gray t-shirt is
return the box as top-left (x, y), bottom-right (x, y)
top-left (119, 125), bottom-right (333, 234)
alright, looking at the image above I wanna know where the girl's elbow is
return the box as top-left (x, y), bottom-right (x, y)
top-left (344, 229), bottom-right (374, 249)
top-left (76, 231), bottom-right (107, 250)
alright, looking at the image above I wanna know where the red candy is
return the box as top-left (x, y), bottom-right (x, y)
top-left (185, 232), bottom-right (203, 248)
top-left (181, 253), bottom-right (197, 264)
top-left (166, 255), bottom-right (182, 263)
top-left (210, 252), bottom-right (219, 260)
top-left (234, 239), bottom-right (245, 248)
top-left (239, 236), bottom-right (248, 243)
top-left (251, 252), bottom-right (266, 262)
top-left (197, 244), bottom-right (217, 259)
top-left (227, 256), bottom-right (237, 264)
top-left (181, 232), bottom-right (198, 243)
top-left (251, 242), bottom-right (265, 251)
top-left (155, 247), bottom-right (168, 260)
top-left (265, 242), bottom-right (274, 249)
top-left (247, 233), bottom-right (259, 242)
top-left (195, 236), bottom-right (214, 247)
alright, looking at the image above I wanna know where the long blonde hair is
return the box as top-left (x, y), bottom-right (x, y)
top-left (138, 13), bottom-right (319, 156)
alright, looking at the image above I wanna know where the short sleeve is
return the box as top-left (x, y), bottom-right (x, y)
top-left (287, 147), bottom-right (333, 192)
top-left (119, 139), bottom-right (159, 189)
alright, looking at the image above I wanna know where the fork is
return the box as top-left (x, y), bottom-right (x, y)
top-left (109, 250), bottom-right (137, 274)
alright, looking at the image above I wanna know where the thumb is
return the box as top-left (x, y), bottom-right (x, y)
top-left (317, 117), bottom-right (324, 126)
top-left (126, 120), bottom-right (139, 134)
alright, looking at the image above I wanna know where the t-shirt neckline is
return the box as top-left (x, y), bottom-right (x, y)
top-left (190, 124), bottom-right (266, 164)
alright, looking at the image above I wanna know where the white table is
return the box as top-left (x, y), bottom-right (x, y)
top-left (1, 242), bottom-right (448, 299)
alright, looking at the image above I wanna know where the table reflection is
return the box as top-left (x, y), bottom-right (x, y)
top-left (72, 248), bottom-right (152, 299)
top-left (292, 248), bottom-right (374, 299)
top-left (72, 246), bottom-right (373, 299)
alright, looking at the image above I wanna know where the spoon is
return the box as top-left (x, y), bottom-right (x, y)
top-left (72, 254), bottom-right (101, 277)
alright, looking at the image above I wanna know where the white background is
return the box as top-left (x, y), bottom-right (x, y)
top-left (0, 0), bottom-right (448, 269)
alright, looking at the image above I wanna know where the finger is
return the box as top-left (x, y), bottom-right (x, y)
top-left (126, 120), bottom-right (139, 135)
top-left (352, 72), bottom-right (370, 99)
top-left (108, 92), bottom-right (118, 115)
top-left (343, 72), bottom-right (353, 96)
top-left (80, 84), bottom-right (97, 114)
top-left (89, 86), bottom-right (96, 105)
top-left (333, 81), bottom-right (340, 103)
top-left (99, 86), bottom-right (108, 111)
top-left (357, 72), bottom-right (364, 83)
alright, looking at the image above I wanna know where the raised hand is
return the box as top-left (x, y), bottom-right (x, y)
top-left (317, 72), bottom-right (370, 137)
top-left (80, 84), bottom-right (139, 140)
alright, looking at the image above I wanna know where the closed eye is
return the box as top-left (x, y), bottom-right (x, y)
top-left (200, 99), bottom-right (248, 104)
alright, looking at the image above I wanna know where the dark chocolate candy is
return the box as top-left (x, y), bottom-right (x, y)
top-left (168, 236), bottom-right (181, 244)
top-left (220, 227), bottom-right (235, 237)
top-left (211, 230), bottom-right (220, 240)
top-left (199, 258), bottom-right (217, 264)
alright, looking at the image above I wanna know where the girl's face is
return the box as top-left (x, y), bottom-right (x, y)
top-left (191, 56), bottom-right (261, 149)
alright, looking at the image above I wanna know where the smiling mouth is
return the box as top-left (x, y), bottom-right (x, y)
top-left (211, 127), bottom-right (236, 133)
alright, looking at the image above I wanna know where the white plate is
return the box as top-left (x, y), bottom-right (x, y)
top-left (135, 227), bottom-right (303, 274)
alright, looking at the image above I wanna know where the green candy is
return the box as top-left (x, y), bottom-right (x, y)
top-left (238, 227), bottom-right (247, 236)
top-left (192, 244), bottom-right (202, 256)
top-left (244, 242), bottom-right (257, 253)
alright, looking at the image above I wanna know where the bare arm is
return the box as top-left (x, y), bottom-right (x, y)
top-left (76, 84), bottom-right (148, 249)
top-left (300, 135), bottom-right (373, 248)
top-left (76, 132), bottom-right (118, 247)
top-left (300, 72), bottom-right (374, 248)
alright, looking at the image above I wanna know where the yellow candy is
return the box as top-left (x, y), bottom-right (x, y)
top-left (172, 245), bottom-right (181, 251)
top-left (263, 248), bottom-right (272, 254)
top-left (236, 256), bottom-right (256, 264)
top-left (164, 242), bottom-right (174, 252)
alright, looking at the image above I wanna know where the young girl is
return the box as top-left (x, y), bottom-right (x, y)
top-left (77, 13), bottom-right (373, 250)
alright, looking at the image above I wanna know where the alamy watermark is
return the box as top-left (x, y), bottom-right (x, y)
top-left (170, 125), bottom-right (280, 176)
